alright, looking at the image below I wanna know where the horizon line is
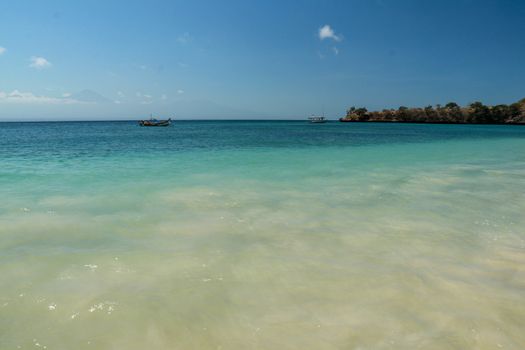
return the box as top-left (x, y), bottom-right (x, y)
top-left (0, 118), bottom-right (330, 123)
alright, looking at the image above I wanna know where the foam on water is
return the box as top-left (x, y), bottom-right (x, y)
top-left (1, 121), bottom-right (525, 349)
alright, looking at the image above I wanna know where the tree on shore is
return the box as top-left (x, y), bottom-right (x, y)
top-left (343, 98), bottom-right (525, 124)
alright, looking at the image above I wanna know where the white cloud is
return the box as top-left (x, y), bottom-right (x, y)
top-left (29, 56), bottom-right (52, 69)
top-left (319, 25), bottom-right (342, 41)
top-left (161, 94), bottom-right (167, 100)
top-left (0, 46), bottom-right (6, 55)
top-left (117, 91), bottom-right (125, 98)
top-left (177, 89), bottom-right (184, 94)
top-left (333, 46), bottom-right (339, 55)
top-left (62, 92), bottom-right (72, 97)
top-left (114, 100), bottom-right (121, 104)
top-left (140, 100), bottom-right (153, 105)
top-left (0, 90), bottom-right (81, 104)
top-left (143, 94), bottom-right (152, 99)
top-left (176, 32), bottom-right (192, 44)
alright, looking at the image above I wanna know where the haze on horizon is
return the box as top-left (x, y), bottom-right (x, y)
top-left (1, 0), bottom-right (524, 121)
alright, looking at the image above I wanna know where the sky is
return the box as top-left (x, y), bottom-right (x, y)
top-left (1, 0), bottom-right (524, 120)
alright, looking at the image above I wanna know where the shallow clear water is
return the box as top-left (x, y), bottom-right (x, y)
top-left (1, 121), bottom-right (525, 349)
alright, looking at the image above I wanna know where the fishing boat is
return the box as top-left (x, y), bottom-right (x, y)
top-left (138, 116), bottom-right (172, 127)
top-left (308, 115), bottom-right (327, 123)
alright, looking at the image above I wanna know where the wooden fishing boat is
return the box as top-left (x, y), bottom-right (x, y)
top-left (138, 117), bottom-right (172, 127)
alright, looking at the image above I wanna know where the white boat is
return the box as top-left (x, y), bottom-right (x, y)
top-left (308, 115), bottom-right (327, 123)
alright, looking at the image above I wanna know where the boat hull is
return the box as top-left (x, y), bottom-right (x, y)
top-left (139, 119), bottom-right (171, 127)
top-left (308, 116), bottom-right (327, 123)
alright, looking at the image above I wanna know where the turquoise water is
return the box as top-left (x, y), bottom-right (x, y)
top-left (1, 121), bottom-right (525, 349)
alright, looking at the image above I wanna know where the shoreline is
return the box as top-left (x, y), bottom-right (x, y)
top-left (338, 119), bottom-right (525, 125)
top-left (340, 98), bottom-right (525, 125)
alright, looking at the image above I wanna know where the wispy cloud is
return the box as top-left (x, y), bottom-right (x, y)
top-left (0, 46), bottom-right (6, 55)
top-left (136, 91), bottom-right (153, 104)
top-left (161, 94), bottom-right (167, 100)
top-left (117, 91), bottom-right (125, 98)
top-left (333, 46), bottom-right (339, 55)
top-left (177, 89), bottom-right (184, 94)
top-left (70, 89), bottom-right (111, 104)
top-left (176, 32), bottom-right (192, 44)
top-left (29, 56), bottom-right (52, 69)
top-left (0, 90), bottom-right (80, 104)
top-left (319, 25), bottom-right (342, 42)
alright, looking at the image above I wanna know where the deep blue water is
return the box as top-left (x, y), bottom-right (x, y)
top-left (1, 121), bottom-right (524, 159)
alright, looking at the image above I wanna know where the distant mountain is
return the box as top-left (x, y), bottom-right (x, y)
top-left (165, 98), bottom-right (265, 119)
top-left (70, 90), bottom-right (112, 104)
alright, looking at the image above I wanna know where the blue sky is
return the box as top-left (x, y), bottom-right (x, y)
top-left (1, 0), bottom-right (524, 120)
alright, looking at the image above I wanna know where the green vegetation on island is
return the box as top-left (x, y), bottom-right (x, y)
top-left (341, 98), bottom-right (525, 124)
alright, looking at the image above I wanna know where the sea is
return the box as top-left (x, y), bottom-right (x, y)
top-left (1, 121), bottom-right (524, 349)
